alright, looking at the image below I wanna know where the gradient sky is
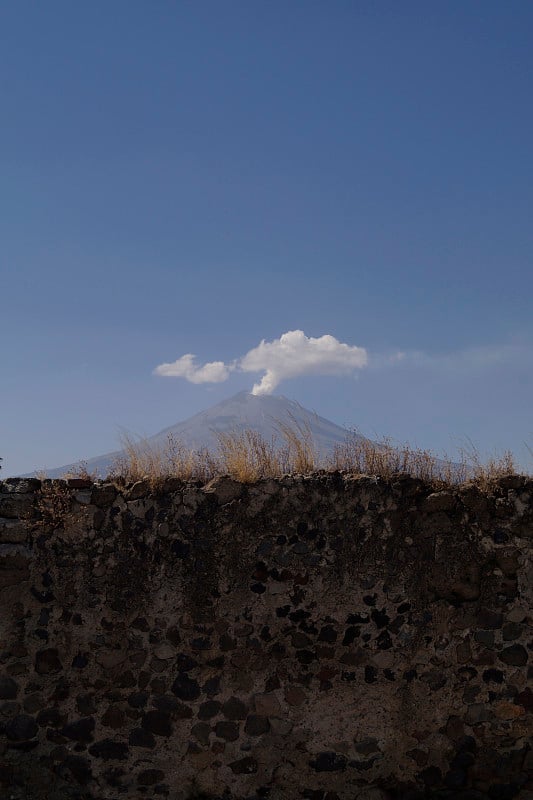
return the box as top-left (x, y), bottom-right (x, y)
top-left (1, 1), bottom-right (532, 476)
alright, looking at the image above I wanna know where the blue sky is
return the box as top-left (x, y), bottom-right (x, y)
top-left (1, 1), bottom-right (532, 476)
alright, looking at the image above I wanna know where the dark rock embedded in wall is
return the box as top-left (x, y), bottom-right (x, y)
top-left (0, 473), bottom-right (531, 800)
top-left (5, 714), bottom-right (39, 741)
top-left (34, 648), bottom-right (63, 675)
top-left (0, 676), bottom-right (19, 699)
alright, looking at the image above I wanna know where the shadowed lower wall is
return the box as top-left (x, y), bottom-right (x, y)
top-left (0, 473), bottom-right (532, 799)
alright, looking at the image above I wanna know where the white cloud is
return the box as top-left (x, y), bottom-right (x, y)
top-left (240, 330), bottom-right (368, 395)
top-left (153, 354), bottom-right (231, 383)
top-left (153, 330), bottom-right (368, 394)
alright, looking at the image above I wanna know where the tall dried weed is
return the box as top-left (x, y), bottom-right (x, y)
top-left (35, 479), bottom-right (73, 530)
top-left (215, 429), bottom-right (281, 482)
top-left (275, 415), bottom-right (317, 474)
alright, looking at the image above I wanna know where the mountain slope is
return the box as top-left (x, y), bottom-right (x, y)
top-left (38, 392), bottom-right (356, 478)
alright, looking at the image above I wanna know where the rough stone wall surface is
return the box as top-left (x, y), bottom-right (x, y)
top-left (0, 474), bottom-right (531, 800)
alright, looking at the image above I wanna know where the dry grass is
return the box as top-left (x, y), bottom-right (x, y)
top-left (62, 460), bottom-right (98, 481)
top-left (327, 431), bottom-right (469, 485)
top-left (35, 479), bottom-right (73, 530)
top-left (109, 434), bottom-right (167, 484)
top-left (165, 434), bottom-right (216, 483)
top-left (458, 437), bottom-right (518, 491)
top-left (56, 424), bottom-right (530, 489)
top-left (107, 432), bottom-right (217, 486)
top-left (215, 429), bottom-right (281, 482)
top-left (327, 431), bottom-right (527, 488)
top-left (275, 414), bottom-right (317, 475)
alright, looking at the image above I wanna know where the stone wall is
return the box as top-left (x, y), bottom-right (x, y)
top-left (0, 473), bottom-right (531, 800)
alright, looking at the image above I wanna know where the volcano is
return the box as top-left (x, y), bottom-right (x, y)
top-left (38, 391), bottom-right (359, 478)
